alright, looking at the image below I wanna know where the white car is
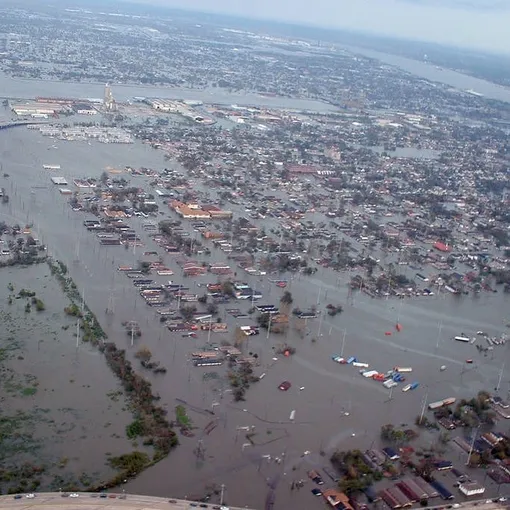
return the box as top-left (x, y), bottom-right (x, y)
top-left (25, 494), bottom-right (35, 499)
top-left (69, 493), bottom-right (79, 498)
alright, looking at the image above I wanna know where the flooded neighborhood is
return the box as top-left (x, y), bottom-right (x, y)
top-left (1, 3), bottom-right (510, 510)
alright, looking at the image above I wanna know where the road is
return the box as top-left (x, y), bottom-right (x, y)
top-left (0, 493), bottom-right (255, 510)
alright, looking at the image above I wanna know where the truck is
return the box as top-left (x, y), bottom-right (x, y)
top-left (394, 367), bottom-right (413, 373)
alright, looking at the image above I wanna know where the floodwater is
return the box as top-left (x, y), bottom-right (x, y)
top-left (0, 264), bottom-right (135, 492)
top-left (1, 124), bottom-right (509, 508)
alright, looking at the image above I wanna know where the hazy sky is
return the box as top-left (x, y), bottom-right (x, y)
top-left (131, 0), bottom-right (510, 53)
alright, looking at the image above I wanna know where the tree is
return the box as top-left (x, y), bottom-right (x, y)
top-left (221, 281), bottom-right (235, 297)
top-left (339, 477), bottom-right (369, 494)
top-left (280, 291), bottom-right (293, 305)
top-left (206, 303), bottom-right (219, 315)
top-left (180, 305), bottom-right (197, 322)
top-left (135, 346), bottom-right (152, 362)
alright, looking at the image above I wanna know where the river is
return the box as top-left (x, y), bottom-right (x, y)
top-left (0, 73), bottom-right (337, 112)
top-left (344, 45), bottom-right (510, 103)
top-left (1, 125), bottom-right (509, 509)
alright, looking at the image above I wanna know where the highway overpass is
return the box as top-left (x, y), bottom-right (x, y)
top-left (0, 492), bottom-right (256, 510)
top-left (0, 120), bottom-right (48, 130)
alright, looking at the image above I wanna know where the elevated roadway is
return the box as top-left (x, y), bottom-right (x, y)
top-left (0, 120), bottom-right (48, 130)
top-left (0, 492), bottom-right (255, 510)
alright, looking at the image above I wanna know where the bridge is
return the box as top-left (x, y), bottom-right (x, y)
top-left (0, 492), bottom-right (257, 510)
top-left (0, 120), bottom-right (48, 130)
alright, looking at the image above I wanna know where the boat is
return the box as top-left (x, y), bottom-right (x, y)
top-left (454, 335), bottom-right (470, 343)
top-left (394, 367), bottom-right (412, 373)
top-left (402, 384), bottom-right (412, 392)
top-left (466, 359), bottom-right (473, 364)
top-left (440, 365), bottom-right (447, 371)
top-left (410, 382), bottom-right (419, 390)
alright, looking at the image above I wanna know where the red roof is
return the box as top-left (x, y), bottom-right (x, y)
top-left (433, 241), bottom-right (451, 252)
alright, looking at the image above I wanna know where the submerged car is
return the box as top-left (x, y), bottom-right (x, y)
top-left (278, 381), bottom-right (291, 391)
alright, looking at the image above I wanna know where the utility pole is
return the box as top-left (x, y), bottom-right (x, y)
top-left (220, 484), bottom-right (225, 506)
top-left (317, 312), bottom-right (324, 338)
top-left (419, 391), bottom-right (428, 424)
top-left (466, 425), bottom-right (480, 466)
top-left (496, 362), bottom-right (506, 392)
top-left (75, 317), bottom-right (80, 349)
top-left (207, 316), bottom-right (212, 344)
top-left (340, 330), bottom-right (347, 357)
top-left (436, 321), bottom-right (443, 350)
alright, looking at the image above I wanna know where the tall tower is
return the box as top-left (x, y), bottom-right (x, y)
top-left (104, 83), bottom-right (117, 112)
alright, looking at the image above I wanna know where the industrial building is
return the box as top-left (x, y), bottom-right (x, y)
top-left (11, 101), bottom-right (71, 117)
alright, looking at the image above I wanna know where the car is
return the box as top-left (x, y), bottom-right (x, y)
top-left (190, 504), bottom-right (198, 508)
top-left (61, 493), bottom-right (69, 498)
top-left (199, 505), bottom-right (208, 508)
top-left (69, 493), bottom-right (79, 498)
top-left (499, 497), bottom-right (507, 502)
top-left (108, 494), bottom-right (116, 498)
top-left (119, 495), bottom-right (127, 499)
top-left (25, 494), bottom-right (35, 499)
top-left (13, 495), bottom-right (22, 500)
top-left (278, 381), bottom-right (291, 391)
top-left (169, 500), bottom-right (178, 504)
top-left (100, 493), bottom-right (107, 498)
top-left (311, 488), bottom-right (322, 496)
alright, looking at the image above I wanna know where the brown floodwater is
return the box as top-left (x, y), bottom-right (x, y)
top-left (0, 264), bottom-right (135, 492)
top-left (0, 126), bottom-right (509, 508)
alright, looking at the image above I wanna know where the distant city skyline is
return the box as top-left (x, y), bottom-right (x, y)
top-left (124, 0), bottom-right (510, 54)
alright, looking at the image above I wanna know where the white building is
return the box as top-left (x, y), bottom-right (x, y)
top-left (459, 482), bottom-right (485, 497)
